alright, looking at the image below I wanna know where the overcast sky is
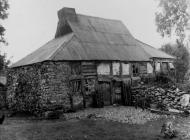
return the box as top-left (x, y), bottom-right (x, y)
top-left (3, 0), bottom-right (173, 63)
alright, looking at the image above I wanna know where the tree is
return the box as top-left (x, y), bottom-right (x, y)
top-left (0, 0), bottom-right (9, 44)
top-left (160, 43), bottom-right (176, 55)
top-left (160, 42), bottom-right (190, 82)
top-left (155, 0), bottom-right (190, 43)
top-left (156, 0), bottom-right (190, 82)
top-left (0, 0), bottom-right (9, 71)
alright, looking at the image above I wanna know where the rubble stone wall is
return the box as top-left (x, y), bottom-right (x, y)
top-left (7, 61), bottom-right (71, 114)
top-left (131, 84), bottom-right (187, 111)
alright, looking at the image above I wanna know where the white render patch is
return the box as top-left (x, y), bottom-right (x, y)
top-left (122, 63), bottom-right (130, 75)
top-left (0, 76), bottom-right (6, 85)
top-left (155, 62), bottom-right (161, 72)
top-left (97, 63), bottom-right (110, 75)
top-left (169, 62), bottom-right (174, 69)
top-left (112, 62), bottom-right (120, 75)
top-left (147, 63), bottom-right (153, 74)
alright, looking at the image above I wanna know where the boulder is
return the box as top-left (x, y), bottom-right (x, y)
top-left (180, 94), bottom-right (190, 107)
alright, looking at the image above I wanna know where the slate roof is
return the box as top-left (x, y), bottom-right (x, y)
top-left (11, 7), bottom-right (174, 68)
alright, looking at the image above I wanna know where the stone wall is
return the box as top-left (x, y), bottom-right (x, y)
top-left (7, 61), bottom-right (71, 115)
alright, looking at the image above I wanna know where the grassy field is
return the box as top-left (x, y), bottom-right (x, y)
top-left (0, 106), bottom-right (189, 140)
top-left (0, 116), bottom-right (185, 140)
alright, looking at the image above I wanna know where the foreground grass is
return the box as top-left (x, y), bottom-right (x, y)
top-left (0, 117), bottom-right (183, 140)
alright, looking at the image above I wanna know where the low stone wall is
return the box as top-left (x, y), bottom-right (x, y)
top-left (7, 61), bottom-right (71, 115)
top-left (0, 84), bottom-right (7, 108)
top-left (131, 84), bottom-right (188, 111)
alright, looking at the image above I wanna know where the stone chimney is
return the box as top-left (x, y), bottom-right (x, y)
top-left (55, 7), bottom-right (77, 38)
top-left (58, 7), bottom-right (76, 20)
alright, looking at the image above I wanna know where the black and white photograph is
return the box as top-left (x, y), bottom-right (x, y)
top-left (0, 0), bottom-right (190, 139)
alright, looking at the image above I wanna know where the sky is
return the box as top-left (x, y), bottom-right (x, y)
top-left (3, 0), bottom-right (173, 63)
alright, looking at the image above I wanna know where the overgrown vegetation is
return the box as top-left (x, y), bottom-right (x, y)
top-left (160, 42), bottom-right (190, 82)
top-left (156, 0), bottom-right (190, 82)
top-left (155, 0), bottom-right (190, 43)
top-left (14, 73), bottom-right (41, 114)
top-left (0, 0), bottom-right (9, 70)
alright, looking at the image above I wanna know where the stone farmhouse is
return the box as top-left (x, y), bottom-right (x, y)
top-left (7, 7), bottom-right (175, 114)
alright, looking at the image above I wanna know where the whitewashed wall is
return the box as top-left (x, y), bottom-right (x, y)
top-left (112, 62), bottom-right (120, 75)
top-left (147, 63), bottom-right (153, 74)
top-left (97, 63), bottom-right (110, 75)
top-left (122, 63), bottom-right (130, 75)
top-left (155, 62), bottom-right (161, 72)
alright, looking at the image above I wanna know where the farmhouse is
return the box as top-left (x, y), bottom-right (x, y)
top-left (7, 7), bottom-right (175, 113)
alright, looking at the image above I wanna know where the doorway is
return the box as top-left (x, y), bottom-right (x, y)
top-left (98, 81), bottom-right (111, 106)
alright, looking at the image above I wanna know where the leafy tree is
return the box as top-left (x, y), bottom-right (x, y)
top-left (160, 42), bottom-right (190, 82)
top-left (160, 43), bottom-right (176, 55)
top-left (0, 0), bottom-right (9, 71)
top-left (155, 0), bottom-right (190, 43)
top-left (0, 0), bottom-right (9, 44)
top-left (156, 0), bottom-right (190, 82)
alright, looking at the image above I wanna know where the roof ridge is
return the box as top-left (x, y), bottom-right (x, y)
top-left (77, 14), bottom-right (123, 23)
top-left (68, 21), bottom-right (132, 36)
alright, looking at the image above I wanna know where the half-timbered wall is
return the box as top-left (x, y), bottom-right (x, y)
top-left (7, 59), bottom-right (175, 113)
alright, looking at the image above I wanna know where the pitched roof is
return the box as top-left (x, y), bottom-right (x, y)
top-left (11, 33), bottom-right (74, 67)
top-left (11, 7), bottom-right (174, 68)
top-left (136, 40), bottom-right (175, 59)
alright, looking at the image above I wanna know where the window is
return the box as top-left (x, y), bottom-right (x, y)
top-left (139, 63), bottom-right (147, 74)
top-left (162, 62), bottom-right (169, 73)
top-left (70, 62), bottom-right (81, 75)
top-left (147, 63), bottom-right (153, 74)
top-left (112, 62), bottom-right (120, 75)
top-left (69, 80), bottom-right (81, 93)
top-left (97, 63), bottom-right (110, 75)
top-left (122, 63), bottom-right (130, 75)
top-left (169, 63), bottom-right (174, 69)
top-left (132, 63), bottom-right (139, 76)
top-left (155, 62), bottom-right (161, 72)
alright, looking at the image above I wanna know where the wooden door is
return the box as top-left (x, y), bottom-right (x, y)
top-left (122, 81), bottom-right (132, 106)
top-left (99, 82), bottom-right (111, 106)
top-left (113, 82), bottom-right (122, 104)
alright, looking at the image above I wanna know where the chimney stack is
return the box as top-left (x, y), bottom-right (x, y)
top-left (55, 7), bottom-right (77, 38)
top-left (57, 7), bottom-right (76, 20)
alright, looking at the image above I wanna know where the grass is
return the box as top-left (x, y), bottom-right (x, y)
top-left (0, 117), bottom-right (183, 140)
top-left (0, 107), bottom-right (189, 140)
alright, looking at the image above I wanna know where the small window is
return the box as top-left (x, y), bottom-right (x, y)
top-left (155, 62), bottom-right (161, 72)
top-left (147, 63), bottom-right (153, 74)
top-left (70, 62), bottom-right (81, 75)
top-left (112, 62), bottom-right (120, 75)
top-left (132, 63), bottom-right (139, 76)
top-left (139, 63), bottom-right (147, 74)
top-left (122, 63), bottom-right (130, 75)
top-left (69, 80), bottom-right (81, 93)
top-left (97, 63), bottom-right (110, 75)
top-left (162, 62), bottom-right (169, 73)
top-left (169, 63), bottom-right (174, 69)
